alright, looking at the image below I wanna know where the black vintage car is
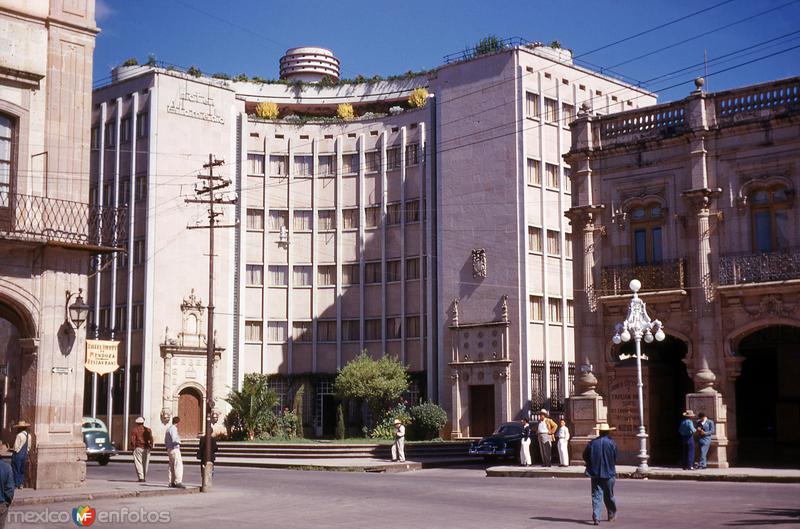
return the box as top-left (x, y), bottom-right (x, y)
top-left (468, 422), bottom-right (527, 461)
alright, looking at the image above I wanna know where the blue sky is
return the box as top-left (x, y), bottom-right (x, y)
top-left (94, 0), bottom-right (800, 102)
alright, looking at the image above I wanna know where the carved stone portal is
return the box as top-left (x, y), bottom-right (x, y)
top-left (472, 248), bottom-right (487, 279)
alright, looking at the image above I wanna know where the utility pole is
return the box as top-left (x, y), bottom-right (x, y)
top-left (186, 154), bottom-right (237, 492)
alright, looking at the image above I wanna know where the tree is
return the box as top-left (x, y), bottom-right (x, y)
top-left (334, 352), bottom-right (409, 422)
top-left (293, 384), bottom-right (305, 438)
top-left (225, 373), bottom-right (278, 440)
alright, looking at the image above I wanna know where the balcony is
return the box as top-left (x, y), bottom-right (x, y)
top-left (719, 247), bottom-right (800, 286)
top-left (600, 259), bottom-right (686, 296)
top-left (0, 192), bottom-right (126, 250)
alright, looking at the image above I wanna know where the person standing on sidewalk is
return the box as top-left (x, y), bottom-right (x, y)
top-left (130, 417), bottom-right (154, 482)
top-left (583, 423), bottom-right (618, 526)
top-left (695, 412), bottom-right (715, 470)
top-left (164, 417), bottom-right (185, 488)
top-left (0, 458), bottom-right (15, 528)
top-left (520, 418), bottom-right (532, 466)
top-left (536, 410), bottom-right (557, 467)
top-left (10, 421), bottom-right (30, 489)
top-left (678, 410), bottom-right (697, 470)
top-left (391, 419), bottom-right (405, 462)
top-left (556, 419), bottom-right (571, 467)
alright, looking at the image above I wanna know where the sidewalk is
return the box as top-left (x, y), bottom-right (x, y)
top-left (486, 464), bottom-right (800, 483)
top-left (13, 479), bottom-right (199, 506)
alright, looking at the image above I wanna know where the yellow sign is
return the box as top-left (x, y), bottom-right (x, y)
top-left (85, 340), bottom-right (120, 375)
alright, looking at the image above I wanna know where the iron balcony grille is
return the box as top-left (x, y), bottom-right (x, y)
top-left (600, 258), bottom-right (686, 296)
top-left (719, 247), bottom-right (800, 286)
top-left (0, 192), bottom-right (126, 248)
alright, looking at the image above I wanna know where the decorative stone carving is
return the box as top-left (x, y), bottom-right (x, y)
top-left (735, 174), bottom-right (794, 214)
top-left (472, 248), bottom-right (487, 279)
top-left (501, 294), bottom-right (509, 323)
top-left (451, 298), bottom-right (459, 326)
top-left (744, 294), bottom-right (796, 318)
top-left (575, 358), bottom-right (599, 396)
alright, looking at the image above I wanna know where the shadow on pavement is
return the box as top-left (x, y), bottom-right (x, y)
top-left (725, 508), bottom-right (800, 526)
top-left (530, 516), bottom-right (595, 525)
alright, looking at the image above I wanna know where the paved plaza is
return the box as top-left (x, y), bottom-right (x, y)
top-left (6, 462), bottom-right (799, 528)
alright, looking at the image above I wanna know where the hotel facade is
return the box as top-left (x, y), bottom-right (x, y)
top-left (89, 43), bottom-right (655, 443)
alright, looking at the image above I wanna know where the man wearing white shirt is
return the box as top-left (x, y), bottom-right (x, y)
top-left (164, 417), bottom-right (184, 488)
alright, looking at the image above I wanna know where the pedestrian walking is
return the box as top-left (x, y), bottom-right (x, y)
top-left (556, 419), bottom-right (571, 467)
top-left (583, 423), bottom-right (618, 525)
top-left (520, 418), bottom-right (532, 466)
top-left (0, 458), bottom-right (15, 528)
top-left (679, 410), bottom-right (697, 470)
top-left (130, 416), bottom-right (154, 482)
top-left (391, 419), bottom-right (406, 462)
top-left (10, 421), bottom-right (30, 489)
top-left (536, 409), bottom-right (557, 467)
top-left (695, 412), bottom-right (715, 470)
top-left (164, 417), bottom-right (185, 488)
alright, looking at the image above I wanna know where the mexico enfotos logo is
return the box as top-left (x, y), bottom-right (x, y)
top-left (7, 505), bottom-right (171, 525)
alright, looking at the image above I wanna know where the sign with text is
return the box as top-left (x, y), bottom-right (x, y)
top-left (85, 340), bottom-right (120, 375)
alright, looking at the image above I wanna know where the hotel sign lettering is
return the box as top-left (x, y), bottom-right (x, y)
top-left (167, 90), bottom-right (224, 124)
top-left (85, 340), bottom-right (120, 375)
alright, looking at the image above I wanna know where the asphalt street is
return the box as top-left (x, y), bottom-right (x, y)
top-left (7, 461), bottom-right (799, 528)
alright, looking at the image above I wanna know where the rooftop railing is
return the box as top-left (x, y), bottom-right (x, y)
top-left (715, 78), bottom-right (800, 125)
top-left (597, 103), bottom-right (688, 145)
top-left (0, 192), bottom-right (126, 249)
top-left (600, 259), bottom-right (686, 296)
top-left (719, 247), bottom-right (800, 286)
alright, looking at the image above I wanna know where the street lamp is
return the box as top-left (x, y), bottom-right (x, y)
top-left (66, 288), bottom-right (90, 329)
top-left (611, 279), bottom-right (665, 474)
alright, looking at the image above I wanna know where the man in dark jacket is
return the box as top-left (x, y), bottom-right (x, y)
top-left (0, 458), bottom-right (15, 528)
top-left (583, 423), bottom-right (618, 525)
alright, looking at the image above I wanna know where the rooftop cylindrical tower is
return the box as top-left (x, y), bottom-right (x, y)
top-left (279, 47), bottom-right (340, 83)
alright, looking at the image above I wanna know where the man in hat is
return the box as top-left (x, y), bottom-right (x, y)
top-left (695, 412), bottom-right (715, 470)
top-left (130, 416), bottom-right (154, 482)
top-left (391, 419), bottom-right (405, 462)
top-left (536, 409), bottom-right (557, 467)
top-left (583, 423), bottom-right (618, 525)
top-left (10, 421), bottom-right (30, 489)
top-left (678, 410), bottom-right (697, 470)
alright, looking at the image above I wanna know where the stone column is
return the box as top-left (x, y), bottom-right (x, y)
top-left (450, 371), bottom-right (462, 439)
top-left (161, 351), bottom-right (173, 425)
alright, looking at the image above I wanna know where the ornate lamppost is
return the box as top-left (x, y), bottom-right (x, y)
top-left (611, 279), bottom-right (665, 474)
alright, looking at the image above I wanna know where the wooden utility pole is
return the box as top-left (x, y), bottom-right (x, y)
top-left (186, 154), bottom-right (236, 492)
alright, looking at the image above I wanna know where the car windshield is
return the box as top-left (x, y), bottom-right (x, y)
top-left (494, 424), bottom-right (520, 435)
top-left (82, 421), bottom-right (104, 430)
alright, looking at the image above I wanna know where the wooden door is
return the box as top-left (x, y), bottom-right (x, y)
top-left (469, 385), bottom-right (495, 437)
top-left (177, 389), bottom-right (202, 438)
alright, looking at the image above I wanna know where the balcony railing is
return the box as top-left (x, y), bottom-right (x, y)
top-left (600, 259), bottom-right (686, 296)
top-left (0, 192), bottom-right (126, 249)
top-left (715, 78), bottom-right (800, 125)
top-left (719, 247), bottom-right (800, 286)
top-left (597, 104), bottom-right (688, 145)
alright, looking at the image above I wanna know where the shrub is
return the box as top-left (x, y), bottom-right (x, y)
top-left (121, 57), bottom-right (139, 67)
top-left (186, 66), bottom-right (202, 78)
top-left (212, 72), bottom-right (231, 80)
top-left (283, 114), bottom-right (301, 122)
top-left (408, 401), bottom-right (448, 440)
top-left (224, 373), bottom-right (278, 440)
top-left (275, 409), bottom-right (300, 439)
top-left (146, 54), bottom-right (157, 66)
top-left (254, 101), bottom-right (279, 120)
top-left (408, 88), bottom-right (429, 109)
top-left (334, 352), bottom-right (409, 424)
top-left (337, 103), bottom-right (355, 120)
top-left (336, 403), bottom-right (346, 440)
top-left (293, 385), bottom-right (305, 438)
top-left (369, 404), bottom-right (412, 439)
top-left (317, 75), bottom-right (339, 88)
top-left (550, 40), bottom-right (562, 49)
top-left (234, 73), bottom-right (249, 82)
top-left (474, 35), bottom-right (504, 57)
top-left (389, 106), bottom-right (404, 116)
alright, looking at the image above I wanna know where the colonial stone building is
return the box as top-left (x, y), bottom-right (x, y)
top-left (566, 76), bottom-right (800, 467)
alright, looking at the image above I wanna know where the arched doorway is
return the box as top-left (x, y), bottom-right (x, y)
top-left (0, 316), bottom-right (22, 440)
top-left (177, 387), bottom-right (203, 439)
top-left (735, 325), bottom-right (800, 467)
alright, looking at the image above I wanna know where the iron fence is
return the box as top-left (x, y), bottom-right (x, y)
top-left (600, 259), bottom-right (686, 296)
top-left (719, 247), bottom-right (800, 285)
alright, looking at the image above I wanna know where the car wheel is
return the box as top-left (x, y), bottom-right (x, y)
top-left (97, 455), bottom-right (110, 466)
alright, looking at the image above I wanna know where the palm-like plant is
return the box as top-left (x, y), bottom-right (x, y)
top-left (225, 374), bottom-right (278, 440)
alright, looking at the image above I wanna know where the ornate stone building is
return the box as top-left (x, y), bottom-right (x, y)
top-left (566, 76), bottom-right (800, 467)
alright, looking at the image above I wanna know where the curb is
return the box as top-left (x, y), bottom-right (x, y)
top-left (15, 486), bottom-right (200, 506)
top-left (485, 468), bottom-right (800, 483)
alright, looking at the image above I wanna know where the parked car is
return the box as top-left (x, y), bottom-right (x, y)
top-left (81, 417), bottom-right (117, 465)
top-left (468, 422), bottom-right (525, 461)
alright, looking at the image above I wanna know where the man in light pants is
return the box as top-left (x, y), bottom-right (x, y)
top-left (520, 418), bottom-right (532, 466)
top-left (130, 416), bottom-right (153, 482)
top-left (391, 419), bottom-right (405, 462)
top-left (164, 416), bottom-right (184, 488)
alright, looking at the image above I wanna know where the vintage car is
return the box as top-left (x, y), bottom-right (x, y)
top-left (468, 422), bottom-right (526, 461)
top-left (81, 417), bottom-right (117, 465)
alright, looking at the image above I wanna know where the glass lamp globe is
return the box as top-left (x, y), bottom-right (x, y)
top-left (620, 329), bottom-right (631, 342)
top-left (655, 328), bottom-right (666, 342)
top-left (644, 331), bottom-right (654, 343)
top-left (612, 334), bottom-right (622, 345)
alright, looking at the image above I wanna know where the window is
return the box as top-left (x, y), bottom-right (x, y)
top-left (386, 147), bottom-right (401, 170)
top-left (547, 230), bottom-right (561, 256)
top-left (365, 206), bottom-right (380, 228)
top-left (269, 155), bottom-right (288, 175)
top-left (268, 210), bottom-right (289, 231)
top-left (365, 319), bottom-right (381, 340)
top-left (386, 203), bottom-right (401, 225)
top-left (99, 308), bottom-right (110, 330)
top-left (565, 232), bottom-right (573, 259)
top-left (293, 265), bottom-right (312, 286)
top-left (293, 155), bottom-right (312, 176)
top-left (0, 115), bottom-right (12, 208)
top-left (132, 305), bottom-right (144, 330)
top-left (133, 239), bottom-right (145, 265)
top-left (405, 144), bottom-right (419, 166)
top-left (266, 321), bottom-right (286, 343)
top-left (115, 306), bottom-right (127, 331)
top-left (544, 98), bottom-right (558, 123)
top-left (292, 321), bottom-right (312, 342)
top-left (631, 204), bottom-right (664, 265)
top-left (343, 208), bottom-right (359, 230)
top-left (293, 210), bottom-right (312, 231)
top-left (406, 316), bottom-right (420, 338)
top-left (386, 317), bottom-right (402, 340)
top-left (406, 258), bottom-right (420, 280)
top-left (365, 262), bottom-right (382, 283)
top-left (313, 265), bottom-right (334, 286)
top-left (318, 320), bottom-right (336, 342)
top-left (136, 112), bottom-right (148, 138)
top-left (135, 175), bottom-right (147, 202)
top-left (365, 151), bottom-right (380, 173)
top-left (102, 183), bottom-right (111, 207)
top-left (529, 295), bottom-right (543, 321)
top-left (562, 103), bottom-right (575, 124)
top-left (548, 298), bottom-right (562, 323)
top-left (545, 163), bottom-right (559, 189)
top-left (527, 158), bottom-right (541, 186)
top-left (526, 92), bottom-right (540, 118)
top-left (318, 155), bottom-right (336, 176)
top-left (120, 179), bottom-right (130, 203)
top-left (342, 264), bottom-right (360, 284)
top-left (342, 153), bottom-right (358, 174)
top-left (245, 321), bottom-right (263, 342)
top-left (247, 154), bottom-right (265, 175)
top-left (121, 117), bottom-right (131, 143)
top-left (246, 264), bottom-right (263, 286)
top-left (566, 300), bottom-right (575, 325)
top-left (117, 250), bottom-right (128, 269)
top-left (268, 265), bottom-right (288, 286)
top-left (90, 126), bottom-right (100, 149)
top-left (406, 199), bottom-right (420, 223)
top-left (386, 260), bottom-right (401, 282)
top-left (105, 122), bottom-right (115, 146)
top-left (751, 188), bottom-right (791, 253)
top-left (564, 167), bottom-right (572, 193)
top-left (318, 210), bottom-right (336, 231)
top-left (342, 320), bottom-right (360, 341)
top-left (528, 226), bottom-right (542, 253)
top-left (247, 209), bottom-right (264, 230)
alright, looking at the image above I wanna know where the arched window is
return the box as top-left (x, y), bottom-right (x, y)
top-left (750, 187), bottom-right (790, 253)
top-left (0, 113), bottom-right (14, 224)
top-left (631, 203), bottom-right (664, 265)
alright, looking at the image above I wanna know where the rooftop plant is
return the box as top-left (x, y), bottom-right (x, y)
top-left (254, 101), bottom-right (279, 120)
top-left (408, 87), bottom-right (429, 109)
top-left (337, 103), bottom-right (355, 120)
top-left (212, 72), bottom-right (231, 80)
top-left (186, 66), bottom-right (202, 78)
top-left (121, 57), bottom-right (139, 67)
top-left (473, 35), bottom-right (505, 57)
